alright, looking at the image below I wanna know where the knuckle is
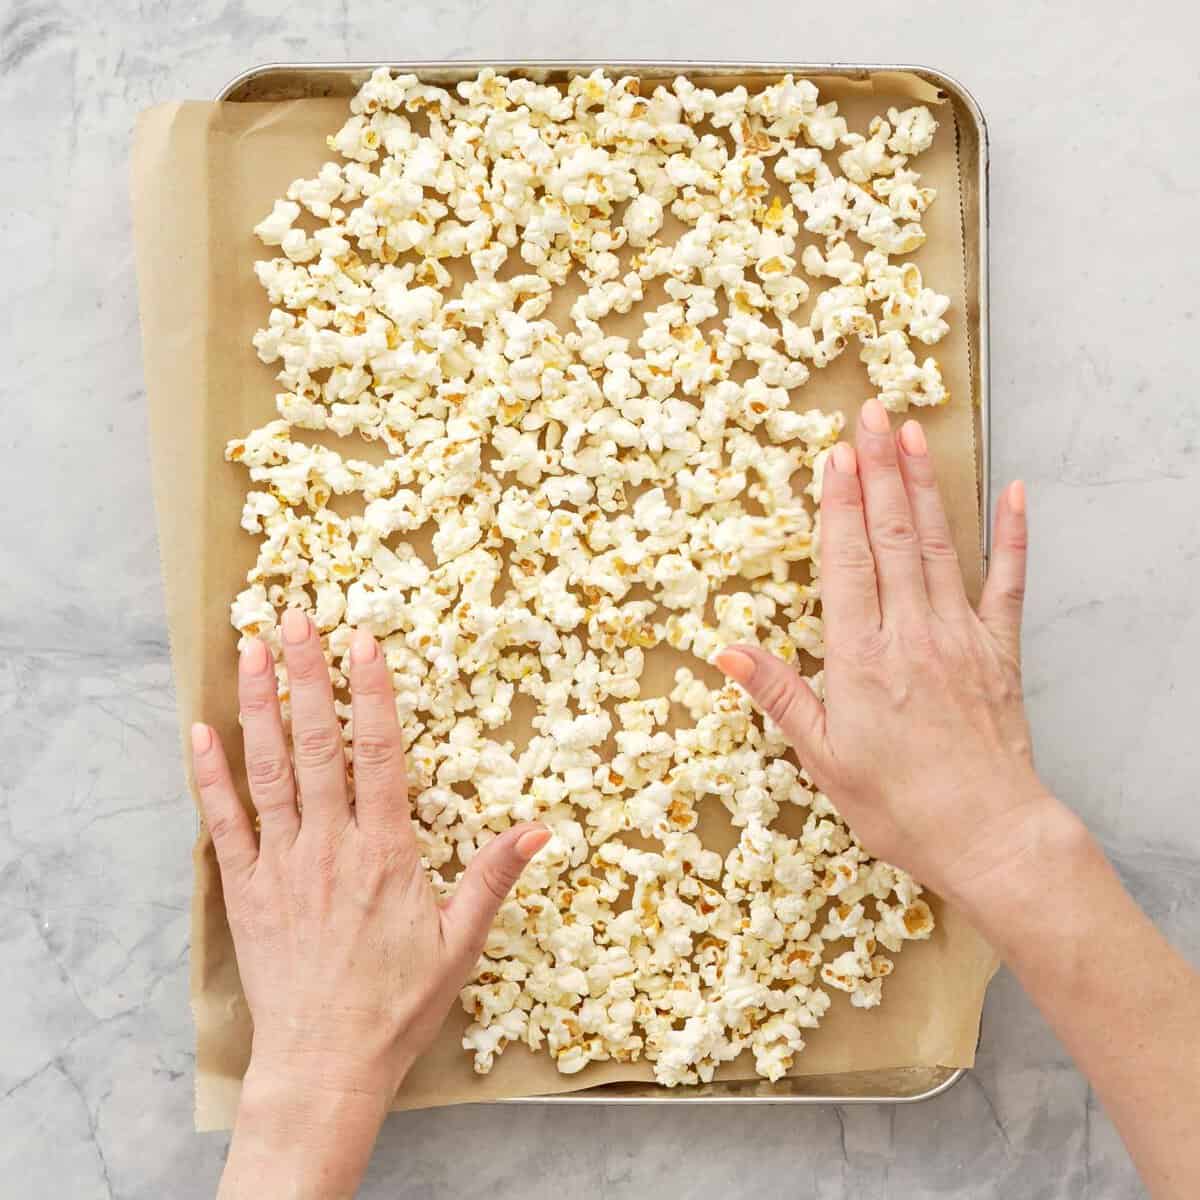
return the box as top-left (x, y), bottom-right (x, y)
top-left (195, 760), bottom-right (225, 790)
top-left (771, 690), bottom-right (806, 733)
top-left (939, 614), bottom-right (978, 654)
top-left (871, 514), bottom-right (917, 552)
top-left (354, 730), bottom-right (399, 772)
top-left (287, 651), bottom-right (331, 687)
top-left (994, 572), bottom-right (1026, 606)
top-left (239, 686), bottom-right (278, 718)
top-left (246, 751), bottom-right (290, 791)
top-left (989, 665), bottom-right (1023, 704)
top-left (1004, 526), bottom-right (1029, 554)
top-left (301, 824), bottom-right (348, 883)
top-left (366, 840), bottom-right (412, 877)
top-left (352, 668), bottom-right (394, 700)
top-left (919, 530), bottom-right (958, 563)
top-left (822, 481), bottom-right (864, 512)
top-left (206, 811), bottom-right (241, 847)
top-left (480, 861), bottom-right (517, 903)
top-left (826, 538), bottom-right (875, 574)
top-left (903, 621), bottom-right (940, 662)
top-left (293, 723), bottom-right (343, 769)
top-left (756, 673), bottom-right (802, 730)
top-left (907, 457), bottom-right (937, 486)
top-left (845, 627), bottom-right (891, 668)
top-left (312, 844), bottom-right (341, 882)
top-left (1002, 579), bottom-right (1026, 606)
top-left (860, 436), bottom-right (896, 468)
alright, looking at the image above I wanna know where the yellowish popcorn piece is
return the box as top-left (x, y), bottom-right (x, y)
top-left (231, 68), bottom-right (949, 1089)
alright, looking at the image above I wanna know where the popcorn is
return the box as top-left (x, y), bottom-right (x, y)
top-left (864, 252), bottom-right (950, 345)
top-left (254, 199), bottom-right (301, 245)
top-left (651, 553), bottom-right (709, 610)
top-left (803, 102), bottom-right (848, 150)
top-left (886, 106), bottom-right (938, 156)
top-left (838, 117), bottom-right (905, 184)
top-left (801, 242), bottom-right (864, 287)
top-left (623, 194), bottom-right (665, 247)
top-left (860, 331), bottom-right (950, 411)
top-left (873, 166), bottom-right (936, 221)
top-left (233, 68), bottom-right (948, 1091)
top-left (287, 161), bottom-right (352, 219)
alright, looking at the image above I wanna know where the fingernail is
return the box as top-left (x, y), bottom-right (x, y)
top-left (831, 442), bottom-right (858, 475)
top-left (515, 826), bottom-right (551, 862)
top-left (714, 648), bottom-right (757, 686)
top-left (350, 629), bottom-right (377, 664)
top-left (241, 638), bottom-right (270, 675)
top-left (282, 608), bottom-right (310, 645)
top-left (860, 398), bottom-right (890, 434)
top-left (1009, 479), bottom-right (1027, 516)
top-left (191, 723), bottom-right (213, 754)
top-left (899, 420), bottom-right (927, 456)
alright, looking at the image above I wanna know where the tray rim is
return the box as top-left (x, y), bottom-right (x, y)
top-left (213, 58), bottom-right (989, 1108)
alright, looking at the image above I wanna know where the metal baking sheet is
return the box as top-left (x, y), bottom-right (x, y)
top-left (216, 60), bottom-right (990, 1106)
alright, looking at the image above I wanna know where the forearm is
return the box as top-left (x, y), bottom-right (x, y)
top-left (219, 1062), bottom-right (391, 1200)
top-left (951, 801), bottom-right (1200, 1200)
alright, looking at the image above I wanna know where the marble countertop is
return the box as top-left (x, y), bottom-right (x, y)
top-left (2, 1), bottom-right (1196, 1196)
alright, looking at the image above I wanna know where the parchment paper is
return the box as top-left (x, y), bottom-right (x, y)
top-left (131, 70), bottom-right (996, 1133)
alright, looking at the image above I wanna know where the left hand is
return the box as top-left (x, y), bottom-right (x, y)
top-left (191, 610), bottom-right (547, 1107)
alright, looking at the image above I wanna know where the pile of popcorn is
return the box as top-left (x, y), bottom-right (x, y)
top-left (229, 68), bottom-right (946, 1087)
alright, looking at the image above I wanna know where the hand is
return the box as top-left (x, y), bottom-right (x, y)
top-left (191, 610), bottom-right (547, 1198)
top-left (715, 398), bottom-right (1055, 904)
top-left (715, 403), bottom-right (1200, 1200)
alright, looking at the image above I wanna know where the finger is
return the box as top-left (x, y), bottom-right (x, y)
top-left (713, 644), bottom-right (827, 775)
top-left (895, 420), bottom-right (971, 621)
top-left (978, 481), bottom-right (1028, 659)
top-left (191, 723), bottom-right (257, 885)
top-left (280, 608), bottom-right (350, 835)
top-left (349, 629), bottom-right (413, 843)
top-left (819, 441), bottom-right (881, 639)
top-left (442, 824), bottom-right (550, 964)
top-left (238, 638), bottom-right (300, 849)
top-left (855, 399), bottom-right (928, 624)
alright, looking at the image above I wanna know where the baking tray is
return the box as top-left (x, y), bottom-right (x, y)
top-left (216, 61), bottom-right (990, 1106)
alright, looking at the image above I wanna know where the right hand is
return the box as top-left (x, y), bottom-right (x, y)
top-left (715, 398), bottom-right (1058, 904)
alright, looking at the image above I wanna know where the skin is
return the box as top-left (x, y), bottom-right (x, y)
top-left (715, 400), bottom-right (1200, 1200)
top-left (192, 398), bottom-right (1199, 1198)
top-left (192, 612), bottom-right (548, 1199)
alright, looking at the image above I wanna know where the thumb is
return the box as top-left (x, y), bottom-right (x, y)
top-left (714, 645), bottom-right (828, 771)
top-left (442, 822), bottom-right (550, 962)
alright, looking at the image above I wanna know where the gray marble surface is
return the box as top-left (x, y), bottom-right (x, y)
top-left (1, 0), bottom-right (1197, 1195)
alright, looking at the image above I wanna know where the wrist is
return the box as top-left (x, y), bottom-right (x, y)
top-left (941, 790), bottom-right (1094, 935)
top-left (220, 1061), bottom-right (394, 1200)
top-left (246, 1023), bottom-right (415, 1104)
top-left (239, 1055), bottom-right (396, 1123)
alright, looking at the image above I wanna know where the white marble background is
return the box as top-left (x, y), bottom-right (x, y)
top-left (1, 0), bottom-right (1197, 1196)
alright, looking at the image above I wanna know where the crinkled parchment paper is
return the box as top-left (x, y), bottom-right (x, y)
top-left (132, 68), bottom-right (995, 1132)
